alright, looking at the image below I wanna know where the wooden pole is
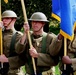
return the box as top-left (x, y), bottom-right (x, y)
top-left (64, 37), bottom-right (67, 70)
top-left (20, 0), bottom-right (37, 75)
top-left (0, 0), bottom-right (3, 68)
top-left (64, 37), bottom-right (67, 56)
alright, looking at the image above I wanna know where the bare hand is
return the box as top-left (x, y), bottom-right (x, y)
top-left (58, 34), bottom-right (63, 40)
top-left (62, 56), bottom-right (72, 64)
top-left (0, 21), bottom-right (3, 28)
top-left (0, 54), bottom-right (8, 62)
top-left (23, 22), bottom-right (30, 33)
top-left (29, 46), bottom-right (39, 58)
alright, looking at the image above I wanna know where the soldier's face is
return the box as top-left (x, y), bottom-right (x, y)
top-left (2, 18), bottom-right (16, 30)
top-left (2, 18), bottom-right (12, 27)
top-left (31, 21), bottom-right (44, 32)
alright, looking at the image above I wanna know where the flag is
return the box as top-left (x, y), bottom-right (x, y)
top-left (52, 0), bottom-right (61, 21)
top-left (4, 0), bottom-right (8, 3)
top-left (60, 0), bottom-right (76, 41)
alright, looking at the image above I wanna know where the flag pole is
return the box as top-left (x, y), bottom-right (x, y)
top-left (20, 0), bottom-right (37, 75)
top-left (64, 37), bottom-right (67, 70)
top-left (0, 0), bottom-right (3, 68)
top-left (64, 38), bottom-right (67, 57)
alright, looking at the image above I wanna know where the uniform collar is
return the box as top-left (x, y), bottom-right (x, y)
top-left (33, 34), bottom-right (43, 39)
top-left (32, 32), bottom-right (45, 39)
top-left (3, 29), bottom-right (16, 34)
top-left (4, 29), bottom-right (13, 33)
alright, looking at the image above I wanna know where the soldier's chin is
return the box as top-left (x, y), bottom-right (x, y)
top-left (33, 29), bottom-right (39, 32)
top-left (4, 26), bottom-right (7, 28)
top-left (34, 30), bottom-right (38, 32)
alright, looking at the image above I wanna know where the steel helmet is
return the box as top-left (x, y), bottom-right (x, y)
top-left (2, 10), bottom-right (17, 18)
top-left (29, 12), bottom-right (49, 22)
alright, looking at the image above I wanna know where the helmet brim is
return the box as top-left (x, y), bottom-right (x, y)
top-left (2, 16), bottom-right (20, 19)
top-left (28, 19), bottom-right (49, 22)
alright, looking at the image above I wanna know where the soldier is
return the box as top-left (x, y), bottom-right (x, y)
top-left (15, 12), bottom-right (62, 75)
top-left (0, 10), bottom-right (24, 75)
top-left (59, 28), bottom-right (76, 75)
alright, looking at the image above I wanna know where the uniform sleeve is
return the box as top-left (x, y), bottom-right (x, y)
top-left (37, 33), bottom-right (61, 67)
top-left (37, 53), bottom-right (59, 66)
top-left (15, 40), bottom-right (26, 54)
top-left (15, 32), bottom-right (27, 54)
top-left (71, 58), bottom-right (76, 70)
top-left (48, 34), bottom-right (62, 56)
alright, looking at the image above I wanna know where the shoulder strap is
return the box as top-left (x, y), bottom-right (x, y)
top-left (31, 32), bottom-right (47, 53)
top-left (9, 32), bottom-right (17, 57)
top-left (41, 32), bottom-right (47, 53)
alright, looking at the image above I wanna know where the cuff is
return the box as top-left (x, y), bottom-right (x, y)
top-left (71, 59), bottom-right (76, 70)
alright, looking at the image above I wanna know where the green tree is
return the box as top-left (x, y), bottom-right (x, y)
top-left (2, 0), bottom-right (52, 31)
top-left (49, 18), bottom-right (60, 35)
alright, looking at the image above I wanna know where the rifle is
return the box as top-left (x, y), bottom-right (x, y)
top-left (61, 64), bottom-right (74, 75)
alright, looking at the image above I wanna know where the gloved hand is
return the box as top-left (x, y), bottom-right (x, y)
top-left (62, 56), bottom-right (72, 64)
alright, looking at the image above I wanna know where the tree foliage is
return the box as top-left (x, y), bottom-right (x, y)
top-left (49, 18), bottom-right (60, 34)
top-left (49, 24), bottom-right (60, 35)
top-left (1, 0), bottom-right (52, 31)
